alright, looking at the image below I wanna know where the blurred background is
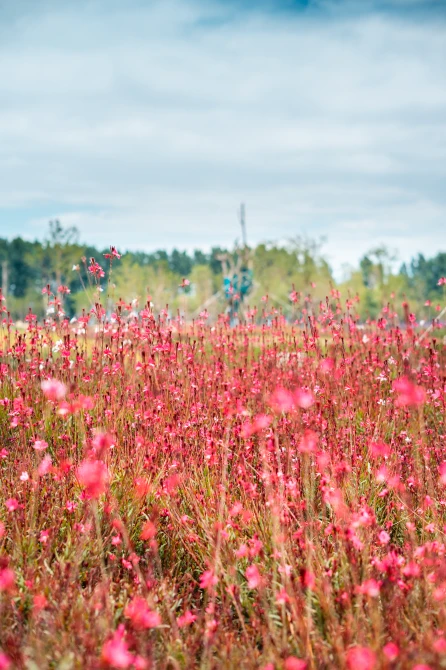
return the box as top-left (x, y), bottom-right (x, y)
top-left (0, 0), bottom-right (445, 320)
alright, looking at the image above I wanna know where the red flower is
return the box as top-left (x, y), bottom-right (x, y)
top-left (77, 460), bottom-right (109, 499)
top-left (246, 564), bottom-right (262, 589)
top-left (41, 378), bottom-right (66, 401)
top-left (124, 597), bottom-right (161, 630)
top-left (393, 377), bottom-right (425, 407)
top-left (284, 657), bottom-right (307, 670)
top-left (101, 626), bottom-right (133, 668)
top-left (346, 646), bottom-right (376, 670)
top-left (177, 610), bottom-right (197, 627)
top-left (199, 570), bottom-right (218, 590)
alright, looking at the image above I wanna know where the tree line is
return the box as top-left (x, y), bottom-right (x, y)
top-left (0, 220), bottom-right (444, 321)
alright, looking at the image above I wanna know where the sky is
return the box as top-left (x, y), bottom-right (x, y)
top-left (0, 0), bottom-right (445, 276)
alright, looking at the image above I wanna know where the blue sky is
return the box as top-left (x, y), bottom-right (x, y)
top-left (0, 0), bottom-right (445, 275)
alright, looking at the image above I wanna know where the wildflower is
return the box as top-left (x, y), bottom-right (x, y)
top-left (20, 471), bottom-right (29, 482)
top-left (104, 246), bottom-right (121, 260)
top-left (235, 543), bottom-right (249, 558)
top-left (41, 378), bottom-right (66, 401)
top-left (284, 658), bottom-right (307, 670)
top-left (298, 429), bottom-right (318, 454)
top-left (241, 413), bottom-right (271, 438)
top-left (369, 441), bottom-right (390, 458)
top-left (0, 567), bottom-right (15, 592)
top-left (382, 643), bottom-right (399, 660)
top-left (269, 387), bottom-right (295, 413)
top-left (246, 564), bottom-right (262, 589)
top-left (77, 460), bottom-right (109, 499)
top-left (140, 520), bottom-right (156, 541)
top-left (378, 530), bottom-right (391, 545)
top-left (358, 579), bottom-right (381, 597)
top-left (302, 570), bottom-right (316, 590)
top-left (33, 439), bottom-right (48, 451)
top-left (88, 258), bottom-right (105, 278)
top-left (433, 638), bottom-right (446, 654)
top-left (33, 593), bottom-right (48, 612)
top-left (346, 646), bottom-right (376, 670)
top-left (199, 570), bottom-right (218, 590)
top-left (177, 610), bottom-right (197, 627)
top-left (38, 455), bottom-right (52, 477)
top-left (92, 431), bottom-right (114, 456)
top-left (101, 625), bottom-right (133, 668)
top-left (5, 498), bottom-right (19, 512)
top-left (0, 652), bottom-right (11, 670)
top-left (294, 388), bottom-right (314, 409)
top-left (276, 588), bottom-right (291, 605)
top-left (393, 377), bottom-right (425, 407)
top-left (124, 596), bottom-right (161, 630)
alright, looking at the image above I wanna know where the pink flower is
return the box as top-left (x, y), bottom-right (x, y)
top-left (246, 564), bottom-right (262, 589)
top-left (294, 388), bottom-right (314, 409)
top-left (5, 498), bottom-right (19, 512)
top-left (439, 462), bottom-right (446, 486)
top-left (0, 567), bottom-right (15, 592)
top-left (19, 471), bottom-right (29, 482)
top-left (276, 588), bottom-right (291, 605)
top-left (177, 610), bottom-right (197, 627)
top-left (241, 414), bottom-right (271, 438)
top-left (77, 460), bottom-right (109, 499)
top-left (33, 439), bottom-right (48, 451)
top-left (298, 429), bottom-right (318, 454)
top-left (382, 643), bottom-right (399, 660)
top-left (101, 625), bottom-right (133, 668)
top-left (393, 377), bottom-right (425, 407)
top-left (33, 593), bottom-right (48, 612)
top-left (124, 597), bottom-right (161, 630)
top-left (0, 652), bottom-right (11, 670)
top-left (346, 647), bottom-right (376, 670)
top-left (378, 530), bottom-right (390, 545)
top-left (199, 570), bottom-right (218, 590)
top-left (104, 246), bottom-right (121, 260)
top-left (38, 455), bottom-right (52, 477)
top-left (370, 441), bottom-right (390, 458)
top-left (41, 378), bottom-right (66, 401)
top-left (433, 638), bottom-right (446, 654)
top-left (302, 570), bottom-right (315, 591)
top-left (235, 543), bottom-right (249, 558)
top-left (358, 579), bottom-right (381, 597)
top-left (284, 657), bottom-right (307, 670)
top-left (92, 431), bottom-right (114, 456)
top-left (140, 520), bottom-right (156, 541)
top-left (269, 387), bottom-right (295, 413)
top-left (320, 357), bottom-right (334, 373)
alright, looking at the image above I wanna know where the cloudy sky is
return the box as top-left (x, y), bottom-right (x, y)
top-left (0, 0), bottom-right (445, 275)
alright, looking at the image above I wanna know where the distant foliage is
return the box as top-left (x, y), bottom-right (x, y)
top-left (0, 222), bottom-right (444, 321)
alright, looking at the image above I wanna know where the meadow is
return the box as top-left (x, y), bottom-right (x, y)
top-left (0, 259), bottom-right (445, 669)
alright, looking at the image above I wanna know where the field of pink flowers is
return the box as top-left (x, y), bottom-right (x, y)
top-left (0, 259), bottom-right (445, 669)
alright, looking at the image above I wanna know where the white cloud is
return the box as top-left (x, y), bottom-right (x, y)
top-left (0, 0), bottom-right (445, 274)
